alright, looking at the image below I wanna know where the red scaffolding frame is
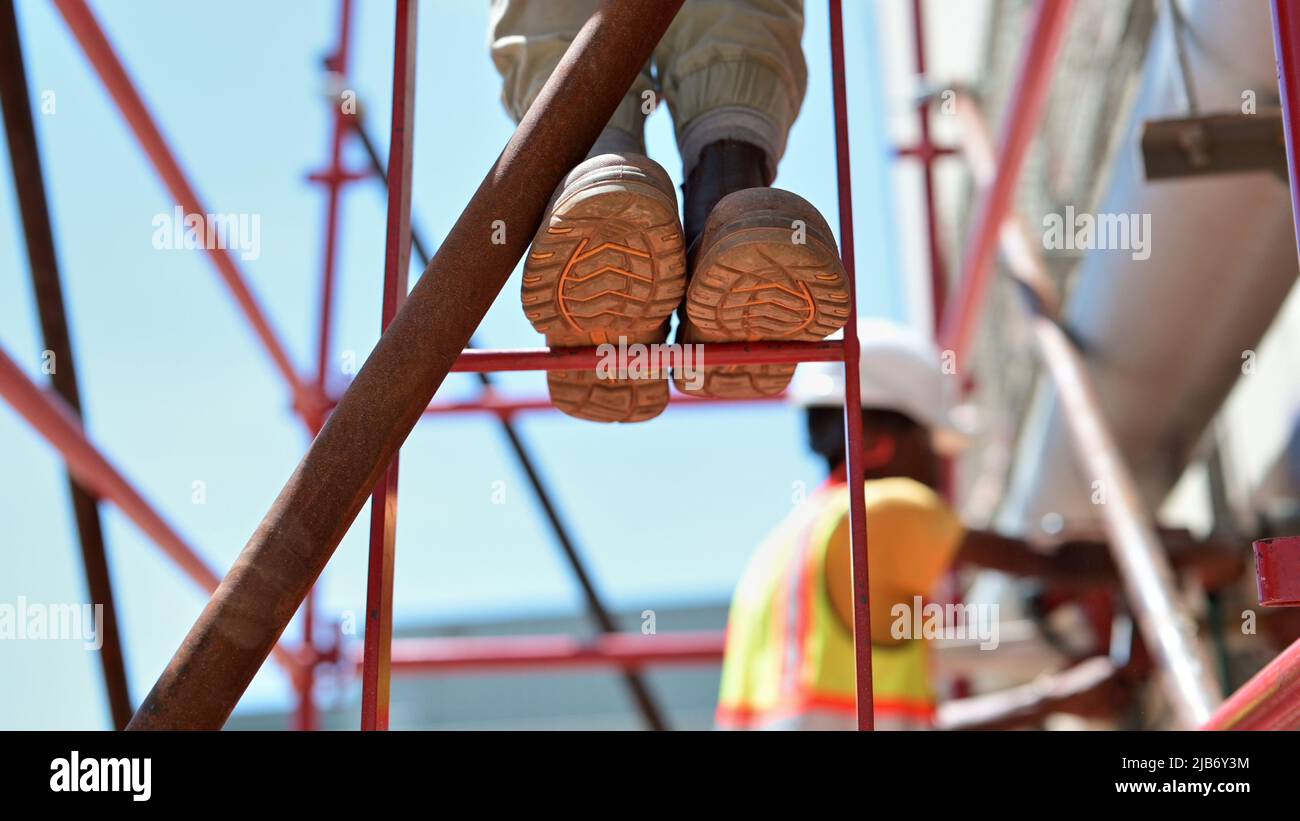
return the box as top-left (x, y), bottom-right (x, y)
top-left (4, 0), bottom-right (1299, 731)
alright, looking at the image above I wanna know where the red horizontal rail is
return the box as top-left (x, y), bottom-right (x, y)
top-left (378, 631), bottom-right (727, 675)
top-left (412, 391), bottom-right (787, 418)
top-left (894, 143), bottom-right (958, 161)
top-left (448, 339), bottom-right (843, 374)
top-left (1202, 638), bottom-right (1300, 730)
top-left (0, 345), bottom-right (298, 673)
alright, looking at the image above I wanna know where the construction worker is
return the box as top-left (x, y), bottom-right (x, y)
top-left (714, 319), bottom-right (1240, 730)
top-left (491, 0), bottom-right (848, 422)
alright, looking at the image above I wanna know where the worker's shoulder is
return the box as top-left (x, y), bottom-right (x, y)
top-left (866, 476), bottom-right (945, 509)
top-left (820, 476), bottom-right (947, 516)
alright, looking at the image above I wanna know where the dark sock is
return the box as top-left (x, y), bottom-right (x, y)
top-left (681, 139), bottom-right (770, 251)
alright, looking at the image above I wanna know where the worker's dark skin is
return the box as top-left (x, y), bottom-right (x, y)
top-left (823, 412), bottom-right (1243, 730)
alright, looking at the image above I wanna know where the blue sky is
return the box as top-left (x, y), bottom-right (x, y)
top-left (0, 0), bottom-right (902, 728)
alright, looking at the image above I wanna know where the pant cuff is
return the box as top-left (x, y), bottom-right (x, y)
top-left (679, 106), bottom-right (781, 182)
top-left (668, 60), bottom-right (799, 180)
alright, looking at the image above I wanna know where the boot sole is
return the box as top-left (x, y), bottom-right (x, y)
top-left (547, 369), bottom-right (670, 424)
top-left (676, 226), bottom-right (849, 399)
top-left (523, 173), bottom-right (685, 422)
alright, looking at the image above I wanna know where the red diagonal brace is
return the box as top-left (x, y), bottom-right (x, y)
top-left (939, 0), bottom-right (1075, 366)
top-left (52, 0), bottom-right (322, 429)
top-left (0, 345), bottom-right (298, 673)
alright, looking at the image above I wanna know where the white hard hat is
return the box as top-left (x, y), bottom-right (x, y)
top-left (790, 318), bottom-right (971, 447)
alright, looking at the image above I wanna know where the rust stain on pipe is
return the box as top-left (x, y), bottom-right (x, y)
top-left (127, 0), bottom-right (685, 730)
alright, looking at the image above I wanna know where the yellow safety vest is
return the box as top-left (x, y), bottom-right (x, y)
top-left (716, 480), bottom-right (941, 730)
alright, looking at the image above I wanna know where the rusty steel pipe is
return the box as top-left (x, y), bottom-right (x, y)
top-left (126, 0), bottom-right (684, 730)
top-left (953, 95), bottom-right (1222, 727)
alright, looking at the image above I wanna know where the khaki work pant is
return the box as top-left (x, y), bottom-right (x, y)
top-left (489, 0), bottom-right (807, 180)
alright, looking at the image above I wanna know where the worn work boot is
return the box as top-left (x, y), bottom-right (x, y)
top-left (673, 141), bottom-right (850, 399)
top-left (522, 153), bottom-right (686, 422)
